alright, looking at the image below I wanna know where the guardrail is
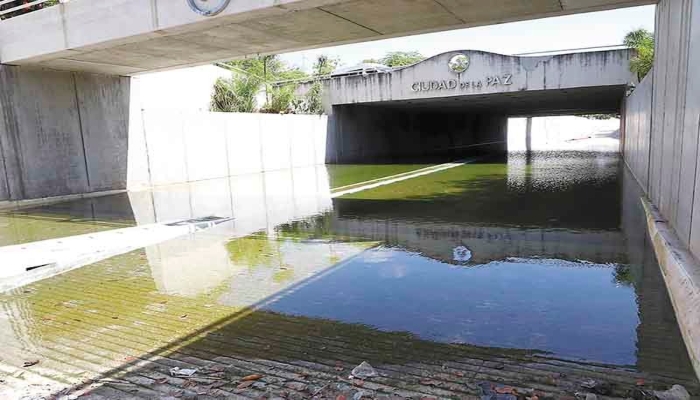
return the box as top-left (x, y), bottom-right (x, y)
top-left (0, 0), bottom-right (61, 20)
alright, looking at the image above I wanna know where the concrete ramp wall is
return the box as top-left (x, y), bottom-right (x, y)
top-left (0, 65), bottom-right (130, 201)
top-left (622, 0), bottom-right (700, 258)
top-left (621, 0), bottom-right (700, 379)
top-left (127, 110), bottom-right (328, 189)
top-left (622, 71), bottom-right (652, 187)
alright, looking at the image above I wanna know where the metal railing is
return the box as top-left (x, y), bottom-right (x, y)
top-left (0, 0), bottom-right (64, 20)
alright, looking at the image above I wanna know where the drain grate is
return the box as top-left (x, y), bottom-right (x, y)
top-left (166, 216), bottom-right (231, 227)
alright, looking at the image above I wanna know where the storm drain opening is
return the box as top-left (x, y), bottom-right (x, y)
top-left (166, 216), bottom-right (234, 231)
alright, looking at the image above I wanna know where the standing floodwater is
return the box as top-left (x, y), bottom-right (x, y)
top-left (0, 149), bottom-right (697, 399)
top-left (260, 151), bottom-right (692, 373)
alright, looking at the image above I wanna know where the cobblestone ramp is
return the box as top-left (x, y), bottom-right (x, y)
top-left (1, 249), bottom-right (698, 400)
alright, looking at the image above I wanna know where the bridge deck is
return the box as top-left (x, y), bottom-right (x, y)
top-left (0, 0), bottom-right (653, 75)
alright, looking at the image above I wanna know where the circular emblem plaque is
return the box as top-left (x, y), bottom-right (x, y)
top-left (187, 0), bottom-right (231, 16)
top-left (448, 54), bottom-right (470, 73)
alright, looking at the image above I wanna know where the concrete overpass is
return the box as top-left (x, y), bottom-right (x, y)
top-left (318, 48), bottom-right (635, 162)
top-left (325, 49), bottom-right (635, 115)
top-left (0, 0), bottom-right (652, 75)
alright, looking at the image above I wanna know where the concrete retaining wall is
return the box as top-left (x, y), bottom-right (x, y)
top-left (127, 110), bottom-right (328, 189)
top-left (622, 72), bottom-right (652, 187)
top-left (622, 0), bottom-right (700, 258)
top-left (0, 64), bottom-right (130, 201)
top-left (621, 0), bottom-right (700, 380)
top-left (327, 105), bottom-right (506, 163)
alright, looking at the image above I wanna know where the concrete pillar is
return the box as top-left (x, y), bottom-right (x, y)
top-left (0, 64), bottom-right (130, 201)
top-left (525, 117), bottom-right (533, 153)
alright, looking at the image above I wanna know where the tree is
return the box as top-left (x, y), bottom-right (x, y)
top-left (624, 28), bottom-right (654, 81)
top-left (214, 55), bottom-right (309, 113)
top-left (224, 55), bottom-right (308, 82)
top-left (210, 74), bottom-right (261, 113)
top-left (260, 85), bottom-right (297, 114)
top-left (301, 82), bottom-right (325, 115)
top-left (313, 55), bottom-right (339, 76)
top-left (364, 51), bottom-right (425, 67)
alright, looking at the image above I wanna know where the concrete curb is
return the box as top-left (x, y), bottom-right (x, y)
top-left (642, 197), bottom-right (700, 380)
top-left (0, 189), bottom-right (126, 211)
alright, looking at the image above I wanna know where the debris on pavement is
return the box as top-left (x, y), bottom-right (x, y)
top-left (353, 390), bottom-right (368, 400)
top-left (349, 361), bottom-right (377, 379)
top-left (580, 379), bottom-right (612, 395)
top-left (494, 386), bottom-right (516, 394)
top-left (654, 385), bottom-right (691, 400)
top-left (169, 367), bottom-right (197, 377)
top-left (478, 381), bottom-right (517, 400)
top-left (241, 373), bottom-right (263, 381)
top-left (236, 380), bottom-right (255, 389)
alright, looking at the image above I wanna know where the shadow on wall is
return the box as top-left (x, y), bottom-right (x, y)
top-left (326, 104), bottom-right (508, 164)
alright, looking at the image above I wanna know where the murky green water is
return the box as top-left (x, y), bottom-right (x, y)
top-left (327, 164), bottom-right (432, 189)
top-left (1, 150), bottom-right (698, 390)
top-left (0, 193), bottom-right (136, 246)
top-left (255, 152), bottom-right (662, 367)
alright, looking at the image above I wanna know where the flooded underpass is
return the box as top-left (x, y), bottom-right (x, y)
top-left (1, 144), bottom-right (698, 399)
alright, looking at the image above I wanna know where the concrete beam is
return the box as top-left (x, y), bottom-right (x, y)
top-left (325, 49), bottom-right (636, 107)
top-left (0, 0), bottom-right (653, 75)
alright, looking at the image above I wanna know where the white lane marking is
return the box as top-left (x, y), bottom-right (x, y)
top-left (331, 159), bottom-right (474, 198)
top-left (331, 163), bottom-right (455, 192)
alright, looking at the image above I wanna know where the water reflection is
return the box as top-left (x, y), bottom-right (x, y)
top-left (0, 149), bottom-right (697, 388)
top-left (0, 193), bottom-right (136, 246)
top-left (264, 248), bottom-right (639, 365)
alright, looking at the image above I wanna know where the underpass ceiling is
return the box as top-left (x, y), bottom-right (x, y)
top-left (0, 0), bottom-right (654, 75)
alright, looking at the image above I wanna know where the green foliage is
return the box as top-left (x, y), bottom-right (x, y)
top-left (226, 235), bottom-right (281, 270)
top-left (301, 82), bottom-right (325, 115)
top-left (277, 68), bottom-right (308, 81)
top-left (214, 55), bottom-right (309, 113)
top-left (0, 0), bottom-right (59, 20)
top-left (210, 74), bottom-right (260, 113)
top-left (260, 85), bottom-right (297, 114)
top-left (224, 55), bottom-right (307, 82)
top-left (313, 55), bottom-right (339, 76)
top-left (364, 51), bottom-right (425, 67)
top-left (624, 28), bottom-right (654, 81)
